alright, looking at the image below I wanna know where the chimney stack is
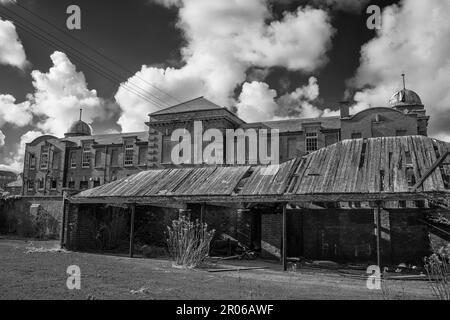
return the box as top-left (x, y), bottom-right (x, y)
top-left (339, 101), bottom-right (350, 118)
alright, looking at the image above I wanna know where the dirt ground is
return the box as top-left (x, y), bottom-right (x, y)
top-left (0, 238), bottom-right (436, 300)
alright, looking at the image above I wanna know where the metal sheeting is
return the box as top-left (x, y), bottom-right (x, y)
top-left (76, 166), bottom-right (251, 198)
top-left (286, 136), bottom-right (450, 194)
top-left (73, 136), bottom-right (450, 201)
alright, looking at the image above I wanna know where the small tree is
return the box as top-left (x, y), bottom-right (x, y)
top-left (424, 244), bottom-right (450, 300)
top-left (166, 215), bottom-right (215, 268)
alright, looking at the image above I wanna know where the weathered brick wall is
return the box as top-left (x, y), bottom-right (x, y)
top-left (260, 208), bottom-right (432, 265)
top-left (261, 213), bottom-right (282, 258)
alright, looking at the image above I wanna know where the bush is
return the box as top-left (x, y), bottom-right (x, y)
top-left (424, 244), bottom-right (450, 300)
top-left (166, 216), bottom-right (215, 269)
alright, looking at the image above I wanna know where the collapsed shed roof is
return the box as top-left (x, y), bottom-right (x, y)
top-left (71, 136), bottom-right (450, 204)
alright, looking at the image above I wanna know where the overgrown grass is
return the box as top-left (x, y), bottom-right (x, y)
top-left (424, 244), bottom-right (450, 300)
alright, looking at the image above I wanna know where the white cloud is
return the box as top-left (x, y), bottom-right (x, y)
top-left (237, 82), bottom-right (278, 122)
top-left (237, 77), bottom-right (337, 122)
top-left (29, 51), bottom-right (106, 137)
top-left (349, 0), bottom-right (450, 141)
top-left (0, 130), bottom-right (5, 146)
top-left (0, 130), bottom-right (42, 172)
top-left (0, 17), bottom-right (28, 69)
top-left (0, 94), bottom-right (32, 127)
top-left (117, 0), bottom-right (335, 131)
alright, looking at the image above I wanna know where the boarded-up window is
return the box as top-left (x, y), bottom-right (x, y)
top-left (351, 132), bottom-right (362, 139)
top-left (287, 137), bottom-right (297, 160)
top-left (162, 135), bottom-right (174, 164)
top-left (52, 152), bottom-right (60, 169)
top-left (325, 133), bottom-right (339, 146)
top-left (111, 149), bottom-right (119, 167)
top-left (95, 149), bottom-right (102, 167)
top-left (138, 145), bottom-right (148, 165)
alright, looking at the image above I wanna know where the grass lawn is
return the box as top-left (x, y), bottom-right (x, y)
top-left (0, 238), bottom-right (435, 300)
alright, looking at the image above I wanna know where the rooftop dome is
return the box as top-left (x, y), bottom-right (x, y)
top-left (64, 109), bottom-right (92, 137)
top-left (389, 88), bottom-right (423, 108)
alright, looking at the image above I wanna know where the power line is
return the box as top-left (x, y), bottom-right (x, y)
top-left (0, 6), bottom-right (173, 110)
top-left (8, 0), bottom-right (182, 104)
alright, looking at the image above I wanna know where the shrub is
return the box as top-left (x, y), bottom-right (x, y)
top-left (166, 216), bottom-right (215, 268)
top-left (424, 244), bottom-right (450, 300)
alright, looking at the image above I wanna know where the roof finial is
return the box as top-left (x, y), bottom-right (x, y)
top-left (401, 73), bottom-right (406, 90)
top-left (79, 108), bottom-right (82, 121)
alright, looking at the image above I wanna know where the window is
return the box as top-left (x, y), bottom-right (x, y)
top-left (40, 146), bottom-right (49, 169)
top-left (27, 179), bottom-right (34, 190)
top-left (325, 133), bottom-right (339, 146)
top-left (93, 180), bottom-right (101, 188)
top-left (29, 154), bottom-right (36, 170)
top-left (305, 132), bottom-right (318, 153)
top-left (351, 132), bottom-right (362, 139)
top-left (111, 149), bottom-right (119, 167)
top-left (50, 179), bottom-right (57, 190)
top-left (162, 135), bottom-right (175, 164)
top-left (82, 144), bottom-right (91, 168)
top-left (80, 180), bottom-right (89, 190)
top-left (396, 129), bottom-right (407, 136)
top-left (124, 143), bottom-right (134, 166)
top-left (138, 145), bottom-right (148, 165)
top-left (38, 179), bottom-right (44, 190)
top-left (52, 152), bottom-right (60, 169)
top-left (287, 137), bottom-right (297, 160)
top-left (95, 149), bottom-right (102, 167)
top-left (70, 152), bottom-right (77, 168)
top-left (68, 181), bottom-right (75, 189)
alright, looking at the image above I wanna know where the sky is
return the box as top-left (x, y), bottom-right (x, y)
top-left (0, 0), bottom-right (449, 172)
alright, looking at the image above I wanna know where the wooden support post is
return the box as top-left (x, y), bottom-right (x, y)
top-left (59, 191), bottom-right (67, 248)
top-left (129, 204), bottom-right (136, 258)
top-left (200, 203), bottom-right (205, 223)
top-left (282, 203), bottom-right (287, 271)
top-left (375, 205), bottom-right (381, 267)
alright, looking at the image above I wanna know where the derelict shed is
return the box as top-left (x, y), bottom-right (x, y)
top-left (64, 136), bottom-right (450, 268)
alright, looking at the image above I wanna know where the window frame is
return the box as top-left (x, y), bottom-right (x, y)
top-left (124, 142), bottom-right (134, 167)
top-left (40, 146), bottom-right (49, 170)
top-left (81, 144), bottom-right (91, 168)
top-left (305, 132), bottom-right (318, 153)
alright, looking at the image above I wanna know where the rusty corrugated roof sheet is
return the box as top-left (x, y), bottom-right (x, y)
top-left (72, 136), bottom-right (450, 202)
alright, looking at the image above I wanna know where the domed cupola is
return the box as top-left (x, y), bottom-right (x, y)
top-left (64, 109), bottom-right (92, 137)
top-left (389, 74), bottom-right (425, 114)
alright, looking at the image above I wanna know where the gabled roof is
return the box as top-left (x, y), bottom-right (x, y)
top-left (62, 131), bottom-right (148, 147)
top-left (150, 97), bottom-right (224, 116)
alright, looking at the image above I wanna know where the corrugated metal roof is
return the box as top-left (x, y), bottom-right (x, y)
top-left (72, 136), bottom-right (450, 202)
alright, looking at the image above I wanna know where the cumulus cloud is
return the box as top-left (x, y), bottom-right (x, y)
top-left (0, 130), bottom-right (42, 172)
top-left (349, 0), bottom-right (450, 141)
top-left (237, 76), bottom-right (337, 122)
top-left (0, 17), bottom-right (28, 69)
top-left (29, 51), bottom-right (105, 137)
top-left (237, 82), bottom-right (278, 122)
top-left (0, 94), bottom-right (32, 127)
top-left (117, 0), bottom-right (335, 131)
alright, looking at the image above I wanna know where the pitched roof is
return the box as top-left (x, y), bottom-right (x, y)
top-left (150, 97), bottom-right (224, 116)
top-left (244, 116), bottom-right (341, 133)
top-left (63, 131), bottom-right (148, 147)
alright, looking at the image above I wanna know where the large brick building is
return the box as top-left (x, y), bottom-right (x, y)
top-left (22, 86), bottom-right (429, 196)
